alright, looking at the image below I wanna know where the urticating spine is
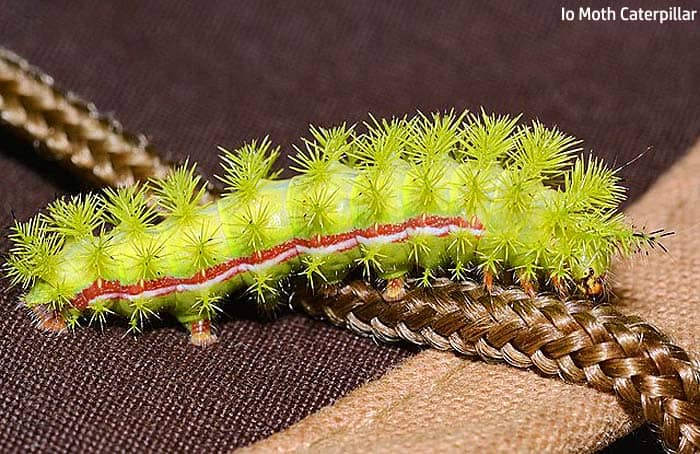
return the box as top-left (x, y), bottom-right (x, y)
top-left (4, 110), bottom-right (655, 345)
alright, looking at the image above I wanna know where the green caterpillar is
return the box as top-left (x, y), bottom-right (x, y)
top-left (4, 110), bottom-right (660, 346)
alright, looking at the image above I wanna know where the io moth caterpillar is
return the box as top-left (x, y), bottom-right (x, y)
top-left (4, 110), bottom-right (662, 346)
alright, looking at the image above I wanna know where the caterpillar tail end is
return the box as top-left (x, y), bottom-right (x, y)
top-left (30, 305), bottom-right (67, 333)
top-left (188, 320), bottom-right (218, 347)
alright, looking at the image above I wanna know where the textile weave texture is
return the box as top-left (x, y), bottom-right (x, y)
top-left (1, 0), bottom-right (699, 451)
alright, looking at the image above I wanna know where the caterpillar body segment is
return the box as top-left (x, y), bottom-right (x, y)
top-left (4, 110), bottom-right (656, 345)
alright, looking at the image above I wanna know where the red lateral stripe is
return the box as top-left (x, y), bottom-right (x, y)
top-left (72, 215), bottom-right (482, 310)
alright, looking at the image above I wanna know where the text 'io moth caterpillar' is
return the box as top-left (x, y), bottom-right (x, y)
top-left (4, 110), bottom-right (664, 346)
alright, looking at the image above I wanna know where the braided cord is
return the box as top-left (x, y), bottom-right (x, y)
top-left (293, 278), bottom-right (700, 453)
top-left (1, 46), bottom-right (698, 453)
top-left (0, 47), bottom-right (220, 198)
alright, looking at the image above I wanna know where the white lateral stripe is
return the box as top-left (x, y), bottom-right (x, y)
top-left (88, 223), bottom-right (485, 305)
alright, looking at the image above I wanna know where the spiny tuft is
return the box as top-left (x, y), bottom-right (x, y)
top-left (405, 109), bottom-right (466, 163)
top-left (6, 217), bottom-right (63, 287)
top-left (458, 109), bottom-right (521, 164)
top-left (406, 163), bottom-right (449, 213)
top-left (351, 115), bottom-right (410, 169)
top-left (45, 194), bottom-right (103, 238)
top-left (128, 237), bottom-right (168, 282)
top-left (43, 279), bottom-right (73, 311)
top-left (127, 297), bottom-right (157, 334)
top-left (564, 153), bottom-right (625, 211)
top-left (194, 293), bottom-right (224, 319)
top-left (300, 254), bottom-right (328, 291)
top-left (455, 165), bottom-right (493, 214)
top-left (87, 301), bottom-right (113, 330)
top-left (247, 271), bottom-right (279, 306)
top-left (151, 161), bottom-right (208, 222)
top-left (218, 137), bottom-right (280, 201)
top-left (290, 124), bottom-right (354, 181)
top-left (182, 222), bottom-right (222, 272)
top-left (102, 184), bottom-right (157, 235)
top-left (496, 169), bottom-right (540, 214)
top-left (512, 121), bottom-right (582, 178)
top-left (356, 244), bottom-right (386, 277)
top-left (353, 170), bottom-right (394, 221)
top-left (229, 202), bottom-right (273, 253)
top-left (296, 186), bottom-right (340, 234)
top-left (79, 234), bottom-right (115, 279)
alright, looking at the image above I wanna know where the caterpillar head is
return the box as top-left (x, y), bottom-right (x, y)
top-left (570, 226), bottom-right (670, 298)
top-left (579, 268), bottom-right (606, 297)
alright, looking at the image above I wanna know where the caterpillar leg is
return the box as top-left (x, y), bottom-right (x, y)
top-left (550, 275), bottom-right (569, 297)
top-left (517, 273), bottom-right (537, 298)
top-left (188, 320), bottom-right (218, 347)
top-left (382, 277), bottom-right (407, 302)
top-left (30, 305), bottom-right (67, 333)
top-left (483, 270), bottom-right (494, 293)
top-left (318, 282), bottom-right (341, 299)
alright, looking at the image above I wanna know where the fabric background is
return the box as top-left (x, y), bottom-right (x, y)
top-left (1, 1), bottom-right (699, 452)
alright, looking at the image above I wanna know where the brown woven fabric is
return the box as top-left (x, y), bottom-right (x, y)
top-left (246, 140), bottom-right (700, 453)
top-left (1, 1), bottom-right (700, 452)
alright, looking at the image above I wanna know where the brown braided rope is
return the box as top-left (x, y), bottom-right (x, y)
top-left (0, 47), bottom-right (217, 200)
top-left (1, 46), bottom-right (698, 452)
top-left (292, 278), bottom-right (700, 453)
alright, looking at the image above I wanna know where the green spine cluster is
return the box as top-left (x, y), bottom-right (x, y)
top-left (4, 109), bottom-right (654, 332)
